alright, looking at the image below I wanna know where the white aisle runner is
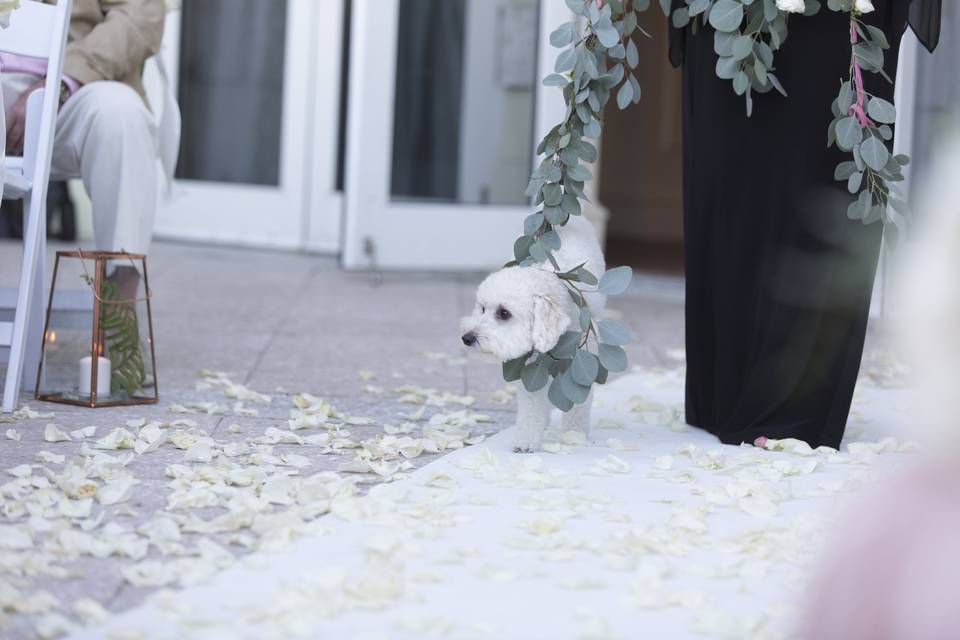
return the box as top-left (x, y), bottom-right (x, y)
top-left (71, 367), bottom-right (913, 640)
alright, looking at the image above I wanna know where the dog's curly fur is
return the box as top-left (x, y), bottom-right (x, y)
top-left (461, 216), bottom-right (606, 452)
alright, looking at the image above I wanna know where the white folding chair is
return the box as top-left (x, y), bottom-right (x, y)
top-left (0, 0), bottom-right (73, 413)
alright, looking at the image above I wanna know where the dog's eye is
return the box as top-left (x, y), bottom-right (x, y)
top-left (480, 305), bottom-right (485, 314)
top-left (496, 307), bottom-right (512, 321)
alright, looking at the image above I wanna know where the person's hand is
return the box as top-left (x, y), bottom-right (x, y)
top-left (5, 77), bottom-right (45, 154)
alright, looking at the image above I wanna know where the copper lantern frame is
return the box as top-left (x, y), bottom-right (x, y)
top-left (35, 250), bottom-right (159, 408)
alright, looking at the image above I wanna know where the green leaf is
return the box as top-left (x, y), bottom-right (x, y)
top-left (733, 71), bottom-right (749, 96)
top-left (560, 368), bottom-right (591, 404)
top-left (550, 331), bottom-right (581, 359)
top-left (732, 35), bottom-right (753, 60)
top-left (570, 349), bottom-right (600, 385)
top-left (529, 240), bottom-right (549, 264)
top-left (513, 235), bottom-right (533, 262)
top-left (596, 25), bottom-right (620, 47)
top-left (560, 193), bottom-right (582, 216)
top-left (597, 319), bottom-right (630, 345)
top-left (555, 47), bottom-right (577, 73)
top-left (598, 266), bottom-right (633, 295)
top-left (715, 55), bottom-right (740, 80)
top-left (542, 183), bottom-right (563, 206)
top-left (860, 136), bottom-right (889, 172)
top-left (567, 164), bottom-right (593, 181)
top-left (543, 73), bottom-right (569, 87)
top-left (671, 6), bottom-right (690, 28)
top-left (866, 96), bottom-right (896, 124)
top-left (550, 22), bottom-right (576, 47)
top-left (576, 267), bottom-right (598, 286)
top-left (501, 355), bottom-right (525, 381)
top-left (544, 206), bottom-right (568, 225)
top-left (708, 0), bottom-right (744, 33)
top-left (835, 117), bottom-right (863, 151)
top-left (834, 161), bottom-right (858, 180)
top-left (579, 307), bottom-right (592, 332)
top-left (847, 171), bottom-right (863, 194)
top-left (626, 38), bottom-right (639, 69)
top-left (616, 80), bottom-right (633, 109)
top-left (521, 358), bottom-right (550, 392)
top-left (598, 344), bottom-right (628, 372)
top-left (523, 213), bottom-right (544, 236)
top-left (548, 375), bottom-right (575, 412)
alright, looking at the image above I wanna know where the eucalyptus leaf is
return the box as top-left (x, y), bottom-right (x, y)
top-left (597, 319), bottom-right (630, 345)
top-left (560, 368), bottom-right (591, 404)
top-left (598, 266), bottom-right (633, 295)
top-left (502, 355), bottom-right (528, 382)
top-left (598, 344), bottom-right (628, 372)
top-left (570, 349), bottom-right (600, 386)
top-left (548, 375), bottom-right (575, 412)
top-left (709, 0), bottom-right (744, 33)
top-left (860, 136), bottom-right (890, 172)
top-left (835, 117), bottom-right (863, 151)
top-left (521, 358), bottom-right (550, 392)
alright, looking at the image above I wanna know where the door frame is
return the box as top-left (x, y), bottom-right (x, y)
top-left (340, 0), bottom-right (568, 270)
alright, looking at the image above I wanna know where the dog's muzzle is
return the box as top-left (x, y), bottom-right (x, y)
top-left (461, 332), bottom-right (477, 347)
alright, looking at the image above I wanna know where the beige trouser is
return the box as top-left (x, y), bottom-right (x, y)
top-left (2, 73), bottom-right (158, 254)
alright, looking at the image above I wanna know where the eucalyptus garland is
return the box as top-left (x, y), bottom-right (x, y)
top-left (506, 0), bottom-right (907, 410)
top-left (503, 0), bottom-right (643, 412)
top-left (828, 3), bottom-right (909, 239)
top-left (664, 0), bottom-right (908, 229)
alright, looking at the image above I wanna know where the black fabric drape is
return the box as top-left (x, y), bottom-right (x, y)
top-left (666, 0), bottom-right (942, 448)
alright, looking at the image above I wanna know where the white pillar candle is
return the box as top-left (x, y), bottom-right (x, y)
top-left (79, 356), bottom-right (111, 397)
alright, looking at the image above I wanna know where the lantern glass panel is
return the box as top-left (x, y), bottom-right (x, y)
top-left (36, 252), bottom-right (158, 407)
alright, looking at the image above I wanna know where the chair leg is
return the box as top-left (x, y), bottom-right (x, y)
top-left (1, 192), bottom-right (44, 413)
top-left (22, 247), bottom-right (45, 395)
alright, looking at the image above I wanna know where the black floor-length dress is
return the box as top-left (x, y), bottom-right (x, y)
top-left (670, 1), bottom-right (941, 449)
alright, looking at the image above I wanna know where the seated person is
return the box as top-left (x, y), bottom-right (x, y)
top-left (2, 0), bottom-right (165, 297)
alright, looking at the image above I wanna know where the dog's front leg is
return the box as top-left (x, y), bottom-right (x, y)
top-left (513, 384), bottom-right (551, 453)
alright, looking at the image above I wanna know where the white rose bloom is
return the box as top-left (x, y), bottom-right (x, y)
top-left (854, 0), bottom-right (875, 13)
top-left (776, 0), bottom-right (806, 13)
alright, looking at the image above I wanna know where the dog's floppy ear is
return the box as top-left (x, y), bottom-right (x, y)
top-left (532, 292), bottom-right (570, 353)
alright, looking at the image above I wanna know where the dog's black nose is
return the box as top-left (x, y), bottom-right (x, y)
top-left (462, 332), bottom-right (477, 347)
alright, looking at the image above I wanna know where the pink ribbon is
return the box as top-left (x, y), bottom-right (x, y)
top-left (848, 19), bottom-right (875, 129)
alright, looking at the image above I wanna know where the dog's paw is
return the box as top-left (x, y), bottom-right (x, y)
top-left (511, 438), bottom-right (541, 454)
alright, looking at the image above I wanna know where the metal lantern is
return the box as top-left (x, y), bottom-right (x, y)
top-left (35, 250), bottom-right (158, 407)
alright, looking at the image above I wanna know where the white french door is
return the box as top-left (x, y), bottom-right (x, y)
top-left (152, 0), bottom-right (344, 252)
top-left (341, 0), bottom-right (567, 270)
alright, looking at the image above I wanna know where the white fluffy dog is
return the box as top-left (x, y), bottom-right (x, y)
top-left (461, 215), bottom-right (606, 452)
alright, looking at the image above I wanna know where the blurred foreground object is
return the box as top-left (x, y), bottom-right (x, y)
top-left (798, 135), bottom-right (960, 640)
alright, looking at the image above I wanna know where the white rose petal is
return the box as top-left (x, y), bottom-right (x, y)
top-left (776, 0), bottom-right (805, 12)
top-left (73, 598), bottom-right (110, 625)
top-left (854, 0), bottom-right (874, 12)
top-left (44, 423), bottom-right (72, 443)
top-left (653, 455), bottom-right (674, 470)
top-left (95, 428), bottom-right (136, 450)
top-left (36, 450), bottom-right (65, 464)
top-left (97, 477), bottom-right (139, 505)
top-left (70, 425), bottom-right (98, 439)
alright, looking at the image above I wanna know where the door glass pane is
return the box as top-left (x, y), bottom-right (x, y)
top-left (390, 0), bottom-right (540, 205)
top-left (176, 0), bottom-right (287, 186)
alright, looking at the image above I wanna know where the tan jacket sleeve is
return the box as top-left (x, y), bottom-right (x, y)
top-left (63, 0), bottom-right (165, 86)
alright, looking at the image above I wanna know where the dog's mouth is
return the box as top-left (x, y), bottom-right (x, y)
top-left (460, 333), bottom-right (503, 363)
